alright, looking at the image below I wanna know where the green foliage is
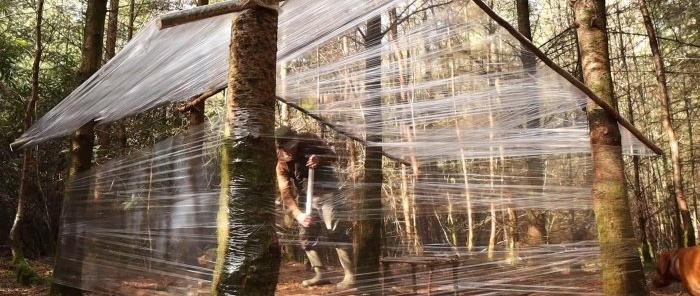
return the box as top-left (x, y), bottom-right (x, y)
top-left (13, 258), bottom-right (40, 286)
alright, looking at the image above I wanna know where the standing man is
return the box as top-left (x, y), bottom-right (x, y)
top-left (275, 126), bottom-right (355, 289)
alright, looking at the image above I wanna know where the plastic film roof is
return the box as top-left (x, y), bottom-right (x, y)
top-left (13, 0), bottom-right (656, 159)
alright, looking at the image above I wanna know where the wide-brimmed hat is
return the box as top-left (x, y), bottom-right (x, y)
top-left (275, 126), bottom-right (299, 150)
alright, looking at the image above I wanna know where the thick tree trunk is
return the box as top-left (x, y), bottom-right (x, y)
top-left (211, 2), bottom-right (280, 295)
top-left (355, 15), bottom-right (383, 294)
top-left (572, 0), bottom-right (649, 295)
top-left (639, 0), bottom-right (695, 247)
top-left (50, 0), bottom-right (107, 295)
top-left (11, 0), bottom-right (44, 285)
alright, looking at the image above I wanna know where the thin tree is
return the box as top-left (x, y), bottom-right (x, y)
top-left (516, 0), bottom-right (546, 252)
top-left (639, 0), bottom-right (695, 247)
top-left (10, 0), bottom-right (44, 285)
top-left (94, 0), bottom-right (121, 160)
top-left (128, 0), bottom-right (136, 40)
top-left (211, 1), bottom-right (281, 294)
top-left (105, 0), bottom-right (119, 61)
top-left (190, 0), bottom-right (209, 127)
top-left (50, 1), bottom-right (108, 295)
top-left (571, 0), bottom-right (649, 294)
top-left (613, 4), bottom-right (653, 263)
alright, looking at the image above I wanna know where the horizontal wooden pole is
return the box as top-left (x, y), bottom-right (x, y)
top-left (173, 88), bottom-right (412, 165)
top-left (157, 0), bottom-right (277, 30)
top-left (178, 87), bottom-right (224, 112)
top-left (276, 96), bottom-right (413, 167)
top-left (471, 0), bottom-right (663, 155)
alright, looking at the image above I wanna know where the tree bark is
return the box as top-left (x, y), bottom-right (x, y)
top-left (572, 0), bottom-right (649, 294)
top-left (355, 15), bottom-right (383, 295)
top-left (11, 0), bottom-right (44, 285)
top-left (638, 0), bottom-right (695, 247)
top-left (211, 2), bottom-right (280, 295)
top-left (50, 0), bottom-right (107, 294)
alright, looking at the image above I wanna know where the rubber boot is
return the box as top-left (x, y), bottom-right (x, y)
top-left (335, 248), bottom-right (356, 289)
top-left (302, 250), bottom-right (331, 287)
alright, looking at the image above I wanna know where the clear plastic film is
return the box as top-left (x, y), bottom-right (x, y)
top-left (39, 0), bottom-right (658, 295)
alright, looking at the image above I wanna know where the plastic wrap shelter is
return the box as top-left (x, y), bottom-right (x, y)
top-left (15, 0), bottom-right (659, 295)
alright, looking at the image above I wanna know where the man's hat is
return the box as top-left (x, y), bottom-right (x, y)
top-left (275, 126), bottom-right (299, 150)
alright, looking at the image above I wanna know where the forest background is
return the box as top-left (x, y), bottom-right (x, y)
top-left (0, 0), bottom-right (699, 293)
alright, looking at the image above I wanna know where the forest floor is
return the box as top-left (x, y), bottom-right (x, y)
top-left (0, 255), bottom-right (693, 296)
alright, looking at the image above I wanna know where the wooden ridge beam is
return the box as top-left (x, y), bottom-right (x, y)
top-left (157, 0), bottom-right (278, 29)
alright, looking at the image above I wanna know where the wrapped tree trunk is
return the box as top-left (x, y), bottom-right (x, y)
top-left (211, 2), bottom-right (281, 295)
top-left (571, 0), bottom-right (648, 295)
top-left (50, 0), bottom-right (107, 295)
top-left (355, 15), bottom-right (383, 294)
top-left (516, 0), bottom-right (546, 252)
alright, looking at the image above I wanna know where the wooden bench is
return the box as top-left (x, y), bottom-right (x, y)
top-left (380, 255), bottom-right (467, 296)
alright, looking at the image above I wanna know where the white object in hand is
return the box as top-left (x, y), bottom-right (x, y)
top-left (306, 168), bottom-right (314, 215)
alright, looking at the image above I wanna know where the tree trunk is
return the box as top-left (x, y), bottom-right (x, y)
top-left (11, 0), bottom-right (44, 285)
top-left (96, 0), bottom-right (120, 161)
top-left (355, 15), bottom-right (383, 294)
top-left (211, 2), bottom-right (280, 295)
top-left (128, 0), bottom-right (135, 40)
top-left (516, 0), bottom-right (547, 253)
top-left (105, 0), bottom-right (118, 60)
top-left (189, 0), bottom-right (208, 126)
top-left (572, 0), bottom-right (649, 295)
top-left (50, 0), bottom-right (107, 294)
top-left (638, 0), bottom-right (695, 247)
top-left (182, 0), bottom-right (210, 267)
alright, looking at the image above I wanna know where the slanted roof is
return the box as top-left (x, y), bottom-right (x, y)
top-left (12, 0), bottom-right (660, 159)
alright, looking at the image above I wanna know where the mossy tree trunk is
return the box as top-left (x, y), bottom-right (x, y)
top-left (571, 0), bottom-right (649, 295)
top-left (211, 2), bottom-right (281, 295)
top-left (355, 15), bottom-right (383, 295)
top-left (50, 0), bottom-right (107, 295)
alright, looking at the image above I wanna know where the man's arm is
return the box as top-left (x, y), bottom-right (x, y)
top-left (276, 160), bottom-right (302, 219)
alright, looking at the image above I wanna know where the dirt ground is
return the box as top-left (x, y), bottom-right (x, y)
top-left (0, 256), bottom-right (693, 296)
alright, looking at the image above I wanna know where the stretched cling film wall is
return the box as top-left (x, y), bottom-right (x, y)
top-left (43, 0), bottom-right (656, 295)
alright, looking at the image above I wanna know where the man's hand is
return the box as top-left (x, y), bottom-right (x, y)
top-left (295, 213), bottom-right (312, 227)
top-left (307, 155), bottom-right (321, 168)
